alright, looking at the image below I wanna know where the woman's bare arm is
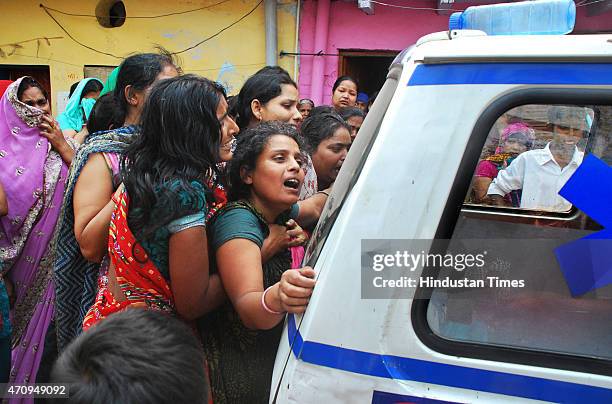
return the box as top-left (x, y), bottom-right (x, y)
top-left (169, 227), bottom-right (213, 320)
top-left (472, 177), bottom-right (493, 202)
top-left (73, 153), bottom-right (114, 263)
top-left (217, 239), bottom-right (315, 330)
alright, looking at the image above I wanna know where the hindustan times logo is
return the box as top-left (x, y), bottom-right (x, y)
top-left (372, 250), bottom-right (487, 272)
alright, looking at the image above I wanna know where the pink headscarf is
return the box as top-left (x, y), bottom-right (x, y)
top-left (0, 77), bottom-right (49, 259)
top-left (496, 123), bottom-right (535, 153)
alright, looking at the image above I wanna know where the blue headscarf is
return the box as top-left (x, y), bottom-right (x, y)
top-left (57, 78), bottom-right (103, 131)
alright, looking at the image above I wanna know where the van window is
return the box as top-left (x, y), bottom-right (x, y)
top-left (465, 104), bottom-right (595, 213)
top-left (426, 103), bottom-right (612, 362)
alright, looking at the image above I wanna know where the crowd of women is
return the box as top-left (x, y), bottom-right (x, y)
top-left (0, 50), bottom-right (372, 403)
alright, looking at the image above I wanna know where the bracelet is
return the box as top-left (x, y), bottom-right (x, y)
top-left (317, 191), bottom-right (329, 197)
top-left (261, 285), bottom-right (284, 315)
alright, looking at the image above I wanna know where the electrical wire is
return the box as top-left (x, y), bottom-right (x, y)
top-left (39, 1), bottom-right (230, 19)
top-left (40, 4), bottom-right (123, 58)
top-left (370, 0), bottom-right (460, 12)
top-left (172, 0), bottom-right (264, 55)
top-left (39, 0), bottom-right (264, 58)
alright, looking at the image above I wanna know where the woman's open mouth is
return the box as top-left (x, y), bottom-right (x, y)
top-left (283, 178), bottom-right (301, 193)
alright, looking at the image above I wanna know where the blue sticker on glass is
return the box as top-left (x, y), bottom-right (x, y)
top-left (555, 154), bottom-right (612, 296)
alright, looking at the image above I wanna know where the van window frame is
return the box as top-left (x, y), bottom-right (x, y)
top-left (411, 87), bottom-right (612, 376)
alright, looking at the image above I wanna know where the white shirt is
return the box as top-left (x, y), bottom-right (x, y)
top-left (487, 143), bottom-right (584, 212)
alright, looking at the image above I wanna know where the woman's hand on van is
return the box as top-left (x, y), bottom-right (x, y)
top-left (279, 267), bottom-right (316, 314)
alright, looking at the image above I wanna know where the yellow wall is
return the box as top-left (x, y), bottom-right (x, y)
top-left (0, 0), bottom-right (298, 111)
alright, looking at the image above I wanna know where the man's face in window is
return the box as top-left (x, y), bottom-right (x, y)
top-left (553, 121), bottom-right (583, 148)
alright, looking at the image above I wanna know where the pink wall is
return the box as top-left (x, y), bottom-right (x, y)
top-left (298, 0), bottom-right (612, 105)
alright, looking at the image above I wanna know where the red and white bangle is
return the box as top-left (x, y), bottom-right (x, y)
top-left (261, 285), bottom-right (284, 315)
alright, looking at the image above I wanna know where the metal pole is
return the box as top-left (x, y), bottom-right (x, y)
top-left (265, 0), bottom-right (278, 66)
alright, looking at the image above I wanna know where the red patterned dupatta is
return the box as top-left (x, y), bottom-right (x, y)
top-left (83, 188), bottom-right (175, 330)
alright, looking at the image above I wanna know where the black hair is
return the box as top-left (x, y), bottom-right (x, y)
top-left (122, 74), bottom-right (225, 239)
top-left (337, 106), bottom-right (365, 121)
top-left (228, 121), bottom-right (303, 201)
top-left (300, 111), bottom-right (350, 155)
top-left (332, 75), bottom-right (358, 93)
top-left (255, 65), bottom-right (291, 76)
top-left (17, 76), bottom-right (48, 102)
top-left (298, 98), bottom-right (315, 108)
top-left (68, 81), bottom-right (79, 98)
top-left (80, 79), bottom-right (103, 101)
top-left (86, 93), bottom-right (122, 135)
top-left (50, 309), bottom-right (208, 404)
top-left (227, 94), bottom-right (239, 120)
top-left (113, 52), bottom-right (177, 125)
top-left (308, 105), bottom-right (334, 118)
top-left (235, 66), bottom-right (297, 129)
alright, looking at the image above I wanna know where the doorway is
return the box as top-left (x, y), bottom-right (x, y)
top-left (338, 51), bottom-right (397, 99)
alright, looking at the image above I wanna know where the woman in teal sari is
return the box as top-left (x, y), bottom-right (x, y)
top-left (56, 78), bottom-right (103, 140)
top-left (201, 121), bottom-right (317, 403)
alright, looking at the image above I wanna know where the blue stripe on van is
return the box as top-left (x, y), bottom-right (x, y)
top-left (372, 391), bottom-right (461, 404)
top-left (287, 315), bottom-right (612, 403)
top-left (407, 63), bottom-right (612, 86)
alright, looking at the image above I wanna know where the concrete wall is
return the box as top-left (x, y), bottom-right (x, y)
top-left (298, 0), bottom-right (612, 106)
top-left (0, 0), bottom-right (299, 112)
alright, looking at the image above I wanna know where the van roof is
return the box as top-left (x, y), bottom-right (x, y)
top-left (402, 32), bottom-right (612, 65)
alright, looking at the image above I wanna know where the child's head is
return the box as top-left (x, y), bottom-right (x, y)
top-left (228, 121), bottom-right (305, 209)
top-left (86, 93), bottom-right (122, 135)
top-left (50, 309), bottom-right (208, 404)
top-left (301, 112), bottom-right (351, 188)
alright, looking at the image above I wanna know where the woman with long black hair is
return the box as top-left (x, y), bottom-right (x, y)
top-left (83, 74), bottom-right (238, 326)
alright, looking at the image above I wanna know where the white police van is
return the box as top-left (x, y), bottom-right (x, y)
top-left (270, 2), bottom-right (612, 403)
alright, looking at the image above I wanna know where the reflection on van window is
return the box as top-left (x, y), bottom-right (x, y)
top-left (468, 105), bottom-right (594, 212)
top-left (428, 104), bottom-right (612, 362)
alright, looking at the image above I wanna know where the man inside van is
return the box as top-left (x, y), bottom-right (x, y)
top-left (486, 106), bottom-right (588, 212)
